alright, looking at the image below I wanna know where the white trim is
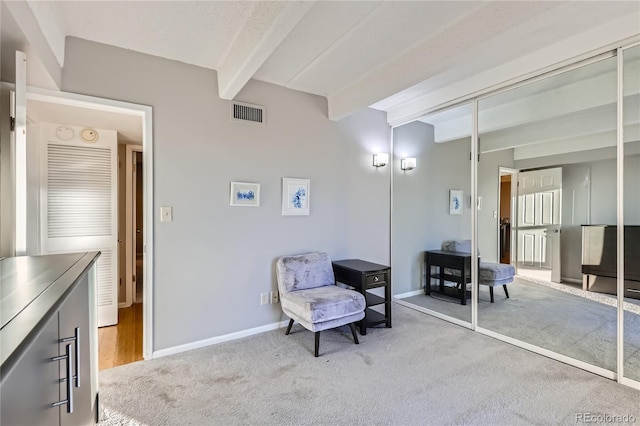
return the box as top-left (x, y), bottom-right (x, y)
top-left (24, 85), bottom-right (154, 360)
top-left (393, 289), bottom-right (423, 299)
top-left (151, 319), bottom-right (291, 359)
top-left (394, 299), bottom-right (473, 330)
top-left (616, 48), bottom-right (625, 383)
top-left (620, 376), bottom-right (640, 391)
top-left (476, 326), bottom-right (617, 380)
top-left (141, 106), bottom-right (153, 360)
top-left (471, 99), bottom-right (478, 331)
top-left (14, 52), bottom-right (27, 255)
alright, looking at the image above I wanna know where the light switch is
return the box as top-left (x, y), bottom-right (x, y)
top-left (493, 210), bottom-right (498, 219)
top-left (160, 206), bottom-right (173, 222)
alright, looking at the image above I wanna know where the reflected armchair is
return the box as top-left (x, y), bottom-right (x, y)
top-left (276, 252), bottom-right (365, 357)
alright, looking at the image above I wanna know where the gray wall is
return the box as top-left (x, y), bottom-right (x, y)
top-left (62, 38), bottom-right (390, 351)
top-left (392, 122), bottom-right (471, 295)
top-left (560, 164), bottom-right (591, 281)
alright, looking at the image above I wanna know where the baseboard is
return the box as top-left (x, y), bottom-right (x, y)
top-left (393, 289), bottom-right (423, 299)
top-left (151, 319), bottom-right (291, 359)
top-left (561, 277), bottom-right (582, 285)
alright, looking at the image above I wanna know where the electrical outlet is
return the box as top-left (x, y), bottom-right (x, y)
top-left (270, 291), bottom-right (279, 304)
top-left (260, 292), bottom-right (269, 305)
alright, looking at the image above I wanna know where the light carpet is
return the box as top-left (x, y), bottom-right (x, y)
top-left (98, 303), bottom-right (640, 425)
top-left (403, 277), bottom-right (640, 377)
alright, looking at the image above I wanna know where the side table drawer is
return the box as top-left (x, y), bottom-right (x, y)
top-left (366, 272), bottom-right (387, 287)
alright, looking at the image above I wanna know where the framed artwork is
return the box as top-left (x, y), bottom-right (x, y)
top-left (449, 189), bottom-right (463, 215)
top-left (230, 182), bottom-right (260, 207)
top-left (282, 178), bottom-right (310, 216)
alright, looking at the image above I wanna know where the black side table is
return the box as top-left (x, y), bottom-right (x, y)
top-left (424, 250), bottom-right (477, 305)
top-left (332, 259), bottom-right (391, 335)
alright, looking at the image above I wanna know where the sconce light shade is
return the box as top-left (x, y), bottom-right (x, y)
top-left (401, 157), bottom-right (417, 171)
top-left (373, 153), bottom-right (389, 167)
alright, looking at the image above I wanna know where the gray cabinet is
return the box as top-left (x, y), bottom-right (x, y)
top-left (0, 312), bottom-right (60, 426)
top-left (0, 253), bottom-right (99, 426)
top-left (59, 278), bottom-right (92, 426)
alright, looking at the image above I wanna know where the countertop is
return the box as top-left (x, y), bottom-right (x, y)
top-left (0, 252), bottom-right (100, 368)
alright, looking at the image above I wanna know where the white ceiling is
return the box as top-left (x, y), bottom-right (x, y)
top-left (18, 0), bottom-right (640, 123)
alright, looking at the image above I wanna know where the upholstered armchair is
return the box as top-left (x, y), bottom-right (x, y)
top-left (276, 252), bottom-right (365, 357)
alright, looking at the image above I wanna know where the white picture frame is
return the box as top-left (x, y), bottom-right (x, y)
top-left (230, 182), bottom-right (260, 207)
top-left (449, 189), bottom-right (463, 215)
top-left (282, 178), bottom-right (310, 216)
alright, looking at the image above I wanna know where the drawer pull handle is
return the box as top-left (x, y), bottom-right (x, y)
top-left (52, 343), bottom-right (74, 413)
top-left (373, 276), bottom-right (379, 282)
top-left (61, 327), bottom-right (80, 387)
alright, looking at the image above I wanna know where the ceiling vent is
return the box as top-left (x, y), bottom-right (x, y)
top-left (230, 101), bottom-right (265, 126)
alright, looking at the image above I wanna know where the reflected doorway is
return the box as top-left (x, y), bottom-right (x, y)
top-left (498, 168), bottom-right (516, 265)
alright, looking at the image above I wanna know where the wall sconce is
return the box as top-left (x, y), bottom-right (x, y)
top-left (373, 153), bottom-right (389, 167)
top-left (401, 157), bottom-right (416, 171)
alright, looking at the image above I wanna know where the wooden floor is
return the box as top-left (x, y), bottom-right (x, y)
top-left (98, 303), bottom-right (143, 370)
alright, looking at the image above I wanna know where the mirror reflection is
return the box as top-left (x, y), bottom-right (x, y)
top-left (392, 49), bottom-right (640, 380)
top-left (477, 56), bottom-right (623, 371)
top-left (392, 103), bottom-right (473, 324)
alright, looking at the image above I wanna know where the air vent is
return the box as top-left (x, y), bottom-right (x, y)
top-left (230, 101), bottom-right (265, 126)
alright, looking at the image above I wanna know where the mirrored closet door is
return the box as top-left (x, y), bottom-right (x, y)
top-left (623, 44), bottom-right (640, 384)
top-left (392, 103), bottom-right (473, 324)
top-left (476, 55), bottom-right (620, 373)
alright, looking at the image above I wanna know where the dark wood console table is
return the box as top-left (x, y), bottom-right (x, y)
top-left (332, 259), bottom-right (391, 335)
top-left (425, 250), bottom-right (478, 305)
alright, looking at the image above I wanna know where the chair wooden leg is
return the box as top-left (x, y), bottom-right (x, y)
top-left (285, 319), bottom-right (294, 335)
top-left (503, 285), bottom-right (510, 299)
top-left (489, 286), bottom-right (494, 303)
top-left (349, 323), bottom-right (359, 345)
top-left (314, 331), bottom-right (320, 357)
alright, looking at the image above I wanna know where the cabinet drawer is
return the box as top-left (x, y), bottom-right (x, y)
top-left (366, 273), bottom-right (387, 286)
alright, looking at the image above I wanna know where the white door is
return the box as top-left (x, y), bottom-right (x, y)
top-left (517, 167), bottom-right (562, 283)
top-left (39, 123), bottom-right (118, 326)
top-left (11, 51), bottom-right (27, 255)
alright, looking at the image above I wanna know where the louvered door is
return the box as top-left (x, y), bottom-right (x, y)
top-left (40, 124), bottom-right (118, 326)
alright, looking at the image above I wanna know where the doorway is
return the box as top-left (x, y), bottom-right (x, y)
top-left (498, 170), bottom-right (515, 265)
top-left (23, 87), bottom-right (153, 366)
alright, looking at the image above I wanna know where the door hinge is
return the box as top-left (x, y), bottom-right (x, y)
top-left (133, 275), bottom-right (136, 283)
top-left (10, 116), bottom-right (15, 131)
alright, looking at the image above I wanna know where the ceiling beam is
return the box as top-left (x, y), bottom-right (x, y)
top-left (383, 11), bottom-right (640, 126)
top-left (3, 0), bottom-right (62, 89)
top-left (326, 1), bottom-right (568, 121)
top-left (217, 1), bottom-right (314, 100)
